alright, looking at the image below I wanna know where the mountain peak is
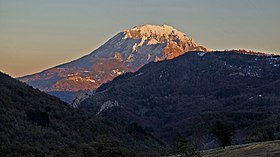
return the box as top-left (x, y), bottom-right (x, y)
top-left (123, 24), bottom-right (188, 41)
top-left (121, 24), bottom-right (209, 55)
top-left (19, 24), bottom-right (209, 103)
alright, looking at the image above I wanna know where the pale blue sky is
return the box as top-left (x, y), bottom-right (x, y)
top-left (0, 0), bottom-right (280, 77)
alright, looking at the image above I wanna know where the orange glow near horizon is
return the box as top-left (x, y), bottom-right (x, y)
top-left (1, 0), bottom-right (279, 77)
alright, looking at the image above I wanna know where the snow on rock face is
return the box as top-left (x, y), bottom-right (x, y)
top-left (97, 100), bottom-right (120, 115)
top-left (122, 24), bottom-right (209, 56)
top-left (124, 24), bottom-right (187, 41)
top-left (72, 91), bottom-right (92, 108)
top-left (197, 52), bottom-right (206, 56)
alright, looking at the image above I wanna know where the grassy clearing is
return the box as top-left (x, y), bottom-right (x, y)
top-left (201, 140), bottom-right (280, 157)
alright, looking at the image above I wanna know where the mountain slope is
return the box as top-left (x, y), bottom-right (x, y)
top-left (0, 72), bottom-right (167, 156)
top-left (79, 51), bottom-right (280, 147)
top-left (18, 24), bottom-right (208, 103)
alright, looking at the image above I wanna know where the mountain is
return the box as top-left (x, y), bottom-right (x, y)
top-left (18, 24), bottom-right (209, 103)
top-left (79, 51), bottom-right (280, 148)
top-left (0, 72), bottom-right (168, 156)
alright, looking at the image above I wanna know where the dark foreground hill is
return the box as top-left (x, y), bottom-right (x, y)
top-left (0, 72), bottom-right (167, 157)
top-left (80, 51), bottom-right (280, 148)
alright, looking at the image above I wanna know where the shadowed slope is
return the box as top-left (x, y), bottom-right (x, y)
top-left (0, 72), bottom-right (167, 156)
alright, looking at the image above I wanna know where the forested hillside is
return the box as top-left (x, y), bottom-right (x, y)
top-left (80, 51), bottom-right (280, 148)
top-left (0, 72), bottom-right (167, 157)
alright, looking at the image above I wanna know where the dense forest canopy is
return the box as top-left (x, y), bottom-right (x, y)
top-left (0, 72), bottom-right (167, 157)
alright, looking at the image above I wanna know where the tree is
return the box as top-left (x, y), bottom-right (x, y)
top-left (125, 123), bottom-right (146, 135)
top-left (211, 121), bottom-right (234, 148)
top-left (173, 133), bottom-right (201, 157)
top-left (26, 110), bottom-right (50, 127)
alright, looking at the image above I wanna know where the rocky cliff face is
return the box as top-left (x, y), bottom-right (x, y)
top-left (19, 24), bottom-right (209, 103)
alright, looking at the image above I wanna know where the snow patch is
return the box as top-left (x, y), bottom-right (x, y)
top-left (197, 52), bottom-right (206, 57)
top-left (67, 74), bottom-right (75, 77)
top-left (147, 53), bottom-right (151, 61)
top-left (86, 79), bottom-right (95, 83)
top-left (97, 100), bottom-right (120, 115)
top-left (132, 36), bottom-right (147, 52)
top-left (229, 72), bottom-right (245, 77)
top-left (126, 54), bottom-right (134, 62)
top-left (114, 52), bottom-right (123, 61)
top-left (147, 38), bottom-right (160, 45)
top-left (112, 69), bottom-right (123, 76)
top-left (132, 43), bottom-right (137, 52)
top-left (135, 72), bottom-right (144, 77)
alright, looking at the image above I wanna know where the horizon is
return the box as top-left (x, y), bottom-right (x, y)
top-left (1, 0), bottom-right (280, 77)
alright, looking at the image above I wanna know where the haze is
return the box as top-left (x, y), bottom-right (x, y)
top-left (0, 0), bottom-right (279, 77)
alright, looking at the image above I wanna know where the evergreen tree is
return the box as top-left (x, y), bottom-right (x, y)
top-left (211, 121), bottom-right (235, 148)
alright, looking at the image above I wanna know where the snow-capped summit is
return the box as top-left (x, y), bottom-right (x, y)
top-left (124, 24), bottom-right (187, 40)
top-left (123, 24), bottom-right (207, 52)
top-left (19, 24), bottom-right (209, 103)
top-left (87, 24), bottom-right (208, 62)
